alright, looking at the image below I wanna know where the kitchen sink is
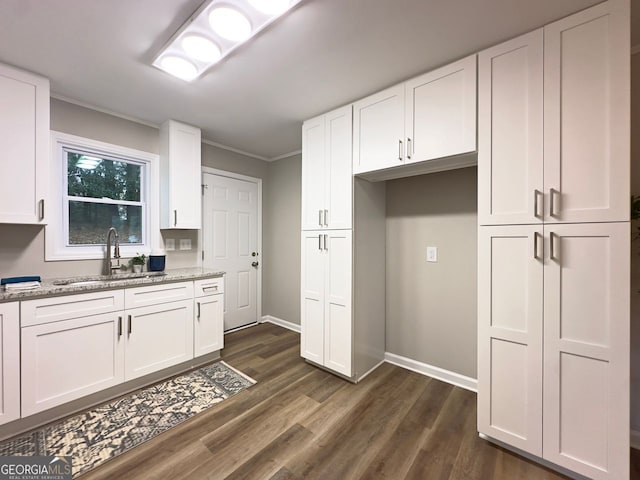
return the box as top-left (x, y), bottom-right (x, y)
top-left (52, 272), bottom-right (167, 286)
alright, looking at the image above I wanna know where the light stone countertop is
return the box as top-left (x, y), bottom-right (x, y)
top-left (0, 267), bottom-right (224, 303)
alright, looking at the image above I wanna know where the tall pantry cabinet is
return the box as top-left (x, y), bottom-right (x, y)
top-left (477, 2), bottom-right (630, 479)
top-left (300, 105), bottom-right (385, 381)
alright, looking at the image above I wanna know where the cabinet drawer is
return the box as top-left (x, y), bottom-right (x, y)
top-left (21, 290), bottom-right (125, 327)
top-left (194, 277), bottom-right (224, 297)
top-left (125, 281), bottom-right (194, 309)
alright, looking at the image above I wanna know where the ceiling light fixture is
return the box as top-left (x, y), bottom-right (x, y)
top-left (208, 7), bottom-right (252, 42)
top-left (152, 0), bottom-right (304, 81)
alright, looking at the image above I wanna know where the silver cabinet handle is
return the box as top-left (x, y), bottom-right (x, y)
top-left (118, 316), bottom-right (122, 338)
top-left (324, 234), bottom-right (328, 251)
top-left (128, 315), bottom-right (132, 335)
top-left (174, 210), bottom-right (178, 227)
top-left (318, 235), bottom-right (322, 251)
top-left (533, 232), bottom-right (541, 260)
top-left (549, 188), bottom-right (559, 218)
top-left (407, 138), bottom-right (412, 159)
top-left (202, 285), bottom-right (218, 292)
top-left (324, 209), bottom-right (328, 227)
top-left (534, 190), bottom-right (542, 219)
top-left (39, 199), bottom-right (45, 221)
top-left (398, 140), bottom-right (403, 161)
top-left (318, 210), bottom-right (323, 227)
top-left (550, 232), bottom-right (558, 261)
top-left (197, 301), bottom-right (201, 319)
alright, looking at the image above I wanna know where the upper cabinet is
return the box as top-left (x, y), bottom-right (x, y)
top-left (352, 85), bottom-right (405, 174)
top-left (478, 30), bottom-right (544, 225)
top-left (0, 62), bottom-right (49, 225)
top-left (301, 105), bottom-right (352, 230)
top-left (405, 55), bottom-right (477, 165)
top-left (543, 1), bottom-right (629, 224)
top-left (479, 2), bottom-right (629, 225)
top-left (160, 120), bottom-right (202, 229)
top-left (353, 55), bottom-right (477, 176)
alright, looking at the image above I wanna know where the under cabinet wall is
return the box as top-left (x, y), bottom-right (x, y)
top-left (385, 167), bottom-right (478, 379)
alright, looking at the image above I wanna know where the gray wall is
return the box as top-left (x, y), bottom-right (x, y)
top-left (263, 154), bottom-right (302, 324)
top-left (385, 167), bottom-right (478, 379)
top-left (630, 52), bottom-right (640, 432)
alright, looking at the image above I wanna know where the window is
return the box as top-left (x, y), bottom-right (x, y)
top-left (47, 132), bottom-right (159, 261)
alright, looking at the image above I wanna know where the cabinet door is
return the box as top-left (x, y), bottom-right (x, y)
top-left (21, 312), bottom-right (125, 416)
top-left (544, 2), bottom-right (629, 223)
top-left (477, 226), bottom-right (543, 455)
top-left (405, 55), bottom-right (476, 165)
top-left (124, 300), bottom-right (194, 381)
top-left (161, 120), bottom-right (202, 229)
top-left (194, 295), bottom-right (224, 356)
top-left (353, 84), bottom-right (405, 174)
top-left (543, 223), bottom-right (629, 480)
top-left (0, 303), bottom-right (19, 425)
top-left (301, 231), bottom-right (325, 364)
top-left (325, 106), bottom-right (353, 230)
top-left (478, 30), bottom-right (543, 226)
top-left (0, 63), bottom-right (49, 224)
top-left (301, 115), bottom-right (326, 230)
top-left (324, 231), bottom-right (352, 377)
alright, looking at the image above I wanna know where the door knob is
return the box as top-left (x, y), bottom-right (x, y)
top-left (252, 261), bottom-right (259, 267)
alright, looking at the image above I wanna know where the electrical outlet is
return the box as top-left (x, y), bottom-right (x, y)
top-left (180, 239), bottom-right (192, 251)
top-left (165, 238), bottom-right (175, 251)
top-left (427, 246), bottom-right (438, 263)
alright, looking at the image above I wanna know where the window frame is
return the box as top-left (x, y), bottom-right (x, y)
top-left (47, 131), bottom-right (160, 261)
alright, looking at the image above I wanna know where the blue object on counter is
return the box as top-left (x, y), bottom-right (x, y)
top-left (1, 276), bottom-right (42, 285)
top-left (148, 255), bottom-right (166, 272)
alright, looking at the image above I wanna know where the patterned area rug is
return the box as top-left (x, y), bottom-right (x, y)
top-left (0, 361), bottom-right (255, 477)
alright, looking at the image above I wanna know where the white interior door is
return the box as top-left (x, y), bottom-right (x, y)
top-left (203, 172), bottom-right (259, 331)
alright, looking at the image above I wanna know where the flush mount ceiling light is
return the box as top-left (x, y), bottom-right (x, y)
top-left (76, 155), bottom-right (102, 170)
top-left (152, 0), bottom-right (304, 81)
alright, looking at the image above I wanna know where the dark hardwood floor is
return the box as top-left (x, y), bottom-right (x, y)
top-left (82, 323), bottom-right (628, 479)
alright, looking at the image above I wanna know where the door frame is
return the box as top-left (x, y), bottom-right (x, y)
top-left (200, 167), bottom-right (263, 327)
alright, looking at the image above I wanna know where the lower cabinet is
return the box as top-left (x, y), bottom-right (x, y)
top-left (19, 278), bottom-right (225, 417)
top-left (194, 288), bottom-right (224, 357)
top-left (478, 223), bottom-right (629, 480)
top-left (124, 300), bottom-right (194, 381)
top-left (21, 311), bottom-right (125, 417)
top-left (0, 303), bottom-right (20, 425)
top-left (301, 230), bottom-right (353, 377)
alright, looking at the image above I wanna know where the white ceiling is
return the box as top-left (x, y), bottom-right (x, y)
top-left (0, 0), bottom-right (622, 160)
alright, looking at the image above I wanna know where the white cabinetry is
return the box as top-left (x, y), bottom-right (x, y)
top-left (479, 2), bottom-right (628, 226)
top-left (0, 62), bottom-right (49, 224)
top-left (21, 291), bottom-right (126, 416)
top-left (542, 223), bottom-right (629, 480)
top-left (301, 230), bottom-right (352, 377)
top-left (19, 278), bottom-right (224, 417)
top-left (124, 300), bottom-right (194, 381)
top-left (160, 120), bottom-right (202, 229)
top-left (301, 105), bottom-right (352, 230)
top-left (353, 55), bottom-right (476, 176)
top-left (353, 85), bottom-right (405, 174)
top-left (194, 277), bottom-right (225, 356)
top-left (477, 3), bottom-right (630, 479)
top-left (0, 303), bottom-right (20, 425)
top-left (478, 30), bottom-right (544, 225)
top-left (404, 55), bottom-right (476, 165)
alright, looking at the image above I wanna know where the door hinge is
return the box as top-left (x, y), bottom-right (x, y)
top-left (201, 251), bottom-right (204, 260)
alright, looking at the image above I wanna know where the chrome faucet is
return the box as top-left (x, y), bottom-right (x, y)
top-left (105, 227), bottom-right (121, 275)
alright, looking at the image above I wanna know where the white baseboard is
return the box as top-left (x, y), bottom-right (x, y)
top-left (384, 352), bottom-right (477, 392)
top-left (261, 315), bottom-right (301, 333)
top-left (631, 429), bottom-right (640, 450)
